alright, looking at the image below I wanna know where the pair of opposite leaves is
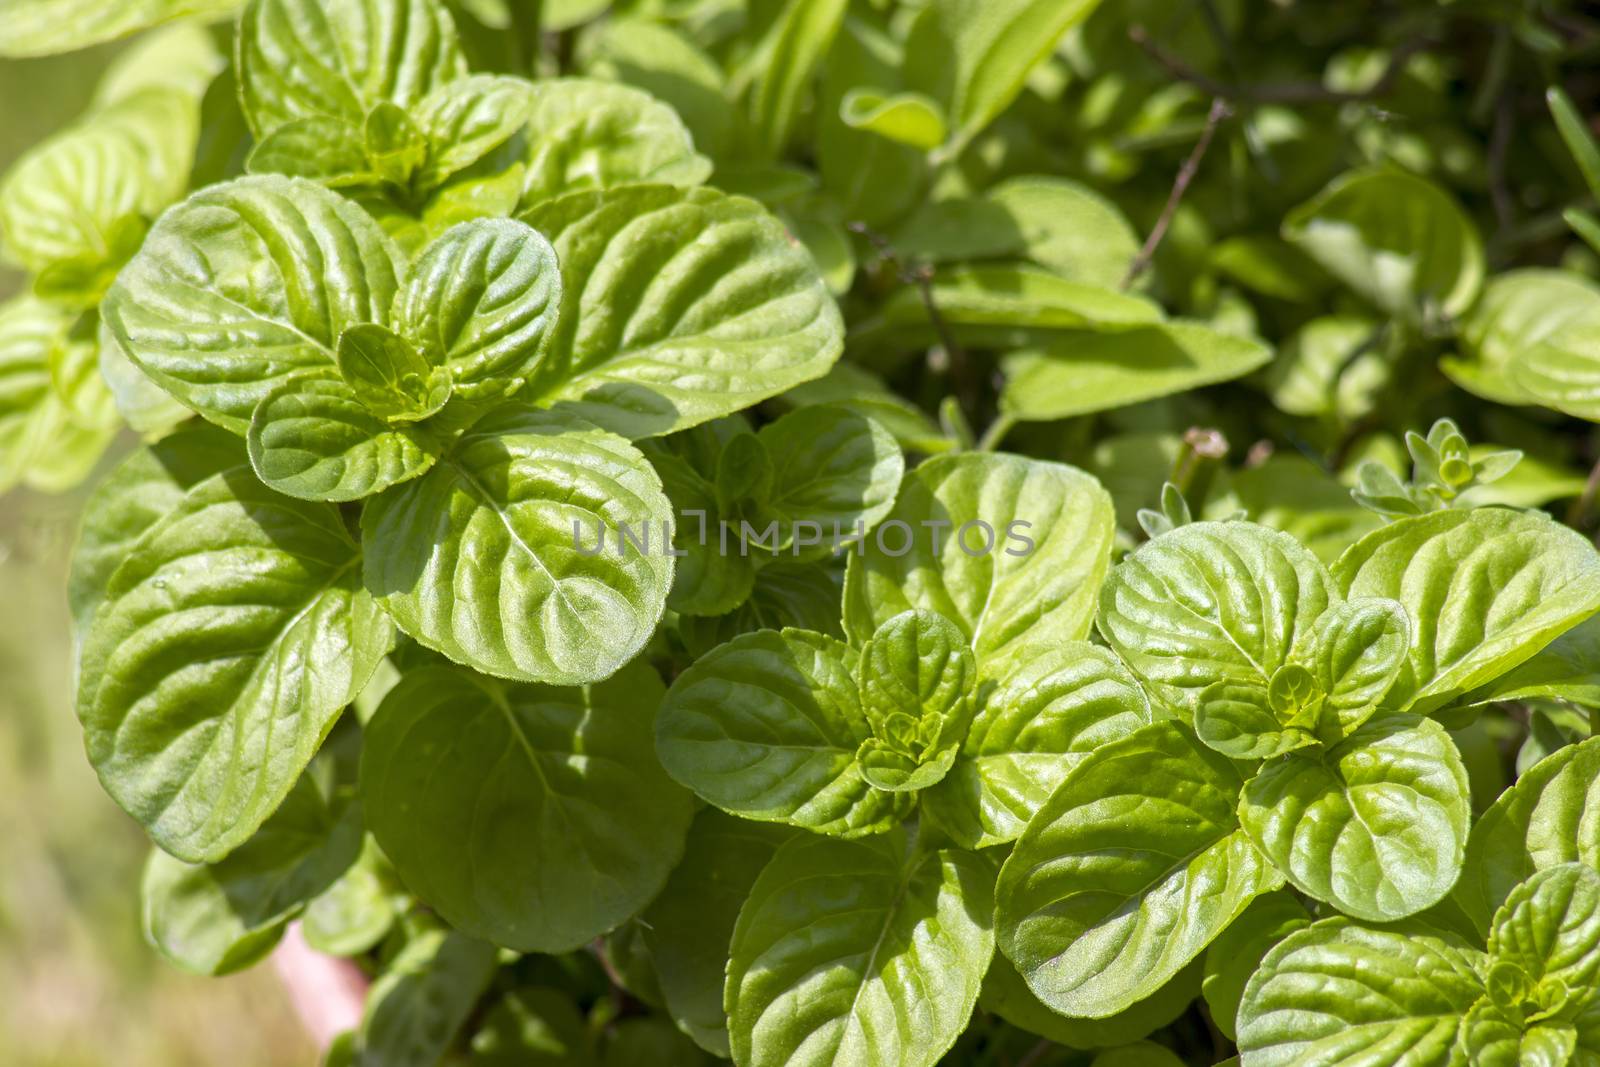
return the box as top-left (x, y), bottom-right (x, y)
top-left (1240, 862), bottom-right (1600, 1067)
top-left (642, 409), bottom-right (904, 619)
top-left (112, 447), bottom-right (1600, 1067)
top-left (653, 498), bottom-right (1600, 1036)
top-left (80, 166), bottom-right (844, 869)
top-left (236, 0), bottom-right (711, 213)
top-left (1240, 734), bottom-right (1600, 1066)
top-left (997, 511), bottom-right (1600, 1024)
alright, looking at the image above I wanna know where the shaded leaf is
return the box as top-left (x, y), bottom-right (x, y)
top-left (361, 660), bottom-right (692, 951)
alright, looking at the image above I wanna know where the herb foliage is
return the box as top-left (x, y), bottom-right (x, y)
top-left (6, 0), bottom-right (1600, 1064)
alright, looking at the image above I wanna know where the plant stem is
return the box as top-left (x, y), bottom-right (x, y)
top-left (1122, 97), bottom-right (1232, 290)
top-left (976, 412), bottom-right (1017, 453)
top-left (508, 0), bottom-right (542, 75)
top-left (850, 222), bottom-right (978, 423)
top-left (1171, 426), bottom-right (1230, 510)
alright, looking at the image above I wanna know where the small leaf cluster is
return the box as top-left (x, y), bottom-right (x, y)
top-left (8, 1), bottom-right (1600, 1066)
top-left (1352, 417), bottom-right (1522, 518)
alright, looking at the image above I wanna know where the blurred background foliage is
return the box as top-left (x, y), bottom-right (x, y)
top-left (0, 47), bottom-right (309, 1067)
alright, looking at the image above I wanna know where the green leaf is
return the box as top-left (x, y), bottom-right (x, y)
top-left (247, 376), bottom-right (440, 501)
top-left (361, 660), bottom-right (692, 952)
top-left (77, 469), bottom-right (393, 862)
top-left (1515, 316), bottom-right (1600, 420)
top-left (469, 986), bottom-right (594, 1066)
top-left (1098, 520), bottom-right (1335, 701)
top-left (640, 811), bottom-right (796, 1057)
top-left (0, 88), bottom-right (197, 299)
top-left (844, 452), bottom-right (1116, 677)
top-left (356, 921), bottom-right (498, 1067)
top-left (1237, 919), bottom-right (1486, 1067)
top-left (639, 427), bottom-right (757, 617)
top-left (759, 404), bottom-right (904, 558)
top-left (903, 0), bottom-right (1105, 161)
top-left (856, 609), bottom-right (976, 792)
top-left (1283, 168), bottom-right (1484, 322)
top-left (68, 423), bottom-right (244, 634)
top-left (1201, 890), bottom-right (1312, 1042)
top-left (675, 560), bottom-right (845, 659)
top-left (726, 831), bottom-right (995, 1067)
top-left (1193, 677), bottom-right (1319, 762)
top-left (840, 89), bottom-right (947, 150)
top-left (302, 837), bottom-right (398, 957)
top-left (517, 79), bottom-right (712, 210)
top-left (1331, 507), bottom-right (1600, 715)
top-left (412, 74), bottom-right (536, 191)
top-left (334, 324), bottom-right (451, 422)
top-left (1000, 321), bottom-right (1273, 422)
top-left (1265, 314), bottom-right (1387, 423)
top-left (0, 303), bottom-right (54, 485)
top-left (1240, 712), bottom-right (1471, 921)
top-left (580, 17), bottom-right (732, 161)
top-left (103, 175), bottom-right (404, 434)
top-left (1567, 208), bottom-right (1600, 258)
top-left (1092, 1044), bottom-right (1189, 1067)
top-left (1210, 234), bottom-right (1333, 304)
top-left (141, 773), bottom-right (362, 975)
top-left (3, 324), bottom-right (122, 495)
top-left (1489, 864), bottom-right (1600, 1026)
top-left (0, 296), bottom-right (87, 493)
top-left (996, 720), bottom-right (1282, 1017)
top-left (981, 952), bottom-right (1203, 1051)
top-left (853, 266), bottom-right (1162, 357)
top-left (93, 21), bottom-right (223, 105)
top-left (1462, 1008), bottom-right (1580, 1067)
top-left (987, 176), bottom-right (1140, 289)
top-left (362, 406), bottom-right (674, 685)
top-left (1309, 597), bottom-right (1411, 737)
top-left (655, 628), bottom-right (910, 836)
top-left (0, 0), bottom-right (238, 57)
top-left (602, 1019), bottom-right (713, 1067)
top-left (1454, 737), bottom-right (1600, 934)
top-left (1463, 614), bottom-right (1600, 709)
top-left (97, 316), bottom-right (193, 435)
top-left (887, 197), bottom-right (1028, 267)
top-left (237, 0), bottom-right (464, 138)
top-left (243, 116), bottom-right (371, 186)
top-left (518, 185), bottom-right (842, 438)
top-left (365, 102), bottom-right (430, 186)
top-left (815, 17), bottom-right (926, 227)
top-left (773, 362), bottom-right (952, 455)
top-left (394, 217), bottom-right (561, 404)
top-left (1443, 269), bottom-right (1600, 406)
top-left (744, 0), bottom-right (848, 159)
top-left (1207, 454), bottom-right (1384, 566)
top-left (1549, 87), bottom-right (1600, 202)
top-left (922, 642), bottom-right (1153, 849)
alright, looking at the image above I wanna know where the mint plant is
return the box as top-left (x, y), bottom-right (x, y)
top-left (7, 0), bottom-right (1600, 1065)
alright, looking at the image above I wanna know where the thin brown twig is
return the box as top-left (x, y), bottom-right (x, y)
top-left (849, 222), bottom-right (976, 418)
top-left (1122, 98), bottom-right (1233, 290)
top-left (1128, 25), bottom-right (1432, 105)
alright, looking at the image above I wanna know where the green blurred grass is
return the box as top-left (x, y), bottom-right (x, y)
top-left (0, 45), bottom-right (313, 1067)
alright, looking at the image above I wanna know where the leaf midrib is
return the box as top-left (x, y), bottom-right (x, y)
top-left (443, 453), bottom-right (578, 628)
